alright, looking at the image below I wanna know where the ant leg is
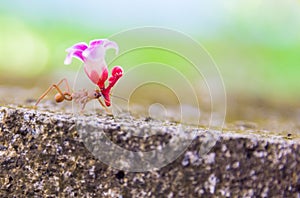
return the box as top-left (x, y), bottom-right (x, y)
top-left (112, 101), bottom-right (123, 115)
top-left (35, 85), bottom-right (65, 106)
top-left (97, 98), bottom-right (111, 114)
top-left (58, 78), bottom-right (71, 93)
top-left (52, 78), bottom-right (72, 99)
top-left (108, 94), bottom-right (127, 114)
top-left (35, 79), bottom-right (72, 106)
top-left (81, 101), bottom-right (87, 111)
top-left (55, 78), bottom-right (72, 101)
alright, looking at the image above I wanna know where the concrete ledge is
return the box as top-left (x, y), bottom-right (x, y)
top-left (0, 106), bottom-right (299, 197)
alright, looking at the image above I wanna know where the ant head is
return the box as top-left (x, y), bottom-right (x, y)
top-left (89, 89), bottom-right (102, 99)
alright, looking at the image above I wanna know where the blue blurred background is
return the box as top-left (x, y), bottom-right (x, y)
top-left (1, 0), bottom-right (300, 103)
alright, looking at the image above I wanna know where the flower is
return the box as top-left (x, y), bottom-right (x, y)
top-left (64, 39), bottom-right (123, 106)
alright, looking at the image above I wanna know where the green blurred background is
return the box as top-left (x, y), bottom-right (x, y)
top-left (0, 0), bottom-right (300, 104)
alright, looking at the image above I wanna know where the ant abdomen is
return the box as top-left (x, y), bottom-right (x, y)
top-left (55, 93), bottom-right (64, 103)
top-left (54, 92), bottom-right (72, 103)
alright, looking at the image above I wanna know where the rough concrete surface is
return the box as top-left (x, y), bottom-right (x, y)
top-left (0, 105), bottom-right (299, 197)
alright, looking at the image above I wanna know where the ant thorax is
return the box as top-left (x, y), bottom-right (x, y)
top-left (71, 89), bottom-right (101, 106)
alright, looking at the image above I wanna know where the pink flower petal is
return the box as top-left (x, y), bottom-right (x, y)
top-left (111, 66), bottom-right (123, 77)
top-left (64, 39), bottom-right (122, 93)
top-left (89, 39), bottom-right (104, 47)
top-left (97, 68), bottom-right (108, 89)
top-left (103, 40), bottom-right (119, 54)
top-left (66, 42), bottom-right (88, 52)
top-left (64, 42), bottom-right (88, 65)
top-left (100, 66), bottom-right (123, 106)
top-left (82, 39), bottom-right (118, 61)
top-left (88, 70), bottom-right (100, 85)
top-left (81, 39), bottom-right (117, 85)
top-left (83, 60), bottom-right (108, 86)
top-left (64, 49), bottom-right (86, 65)
top-left (64, 53), bottom-right (74, 65)
top-left (82, 45), bottom-right (103, 61)
top-left (73, 50), bottom-right (85, 61)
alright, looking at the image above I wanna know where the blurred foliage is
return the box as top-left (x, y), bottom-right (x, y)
top-left (0, 1), bottom-right (300, 102)
top-left (0, 15), bottom-right (111, 77)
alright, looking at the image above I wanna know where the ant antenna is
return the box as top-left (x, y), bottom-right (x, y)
top-left (110, 94), bottom-right (128, 102)
top-left (108, 94), bottom-right (128, 115)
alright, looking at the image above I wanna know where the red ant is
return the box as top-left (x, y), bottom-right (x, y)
top-left (35, 78), bottom-right (109, 111)
top-left (35, 39), bottom-right (124, 111)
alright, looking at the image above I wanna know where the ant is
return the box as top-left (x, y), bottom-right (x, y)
top-left (35, 38), bottom-right (124, 112)
top-left (34, 78), bottom-right (109, 111)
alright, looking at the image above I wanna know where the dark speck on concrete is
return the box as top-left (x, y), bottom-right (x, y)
top-left (115, 171), bottom-right (125, 180)
top-left (144, 117), bottom-right (152, 122)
